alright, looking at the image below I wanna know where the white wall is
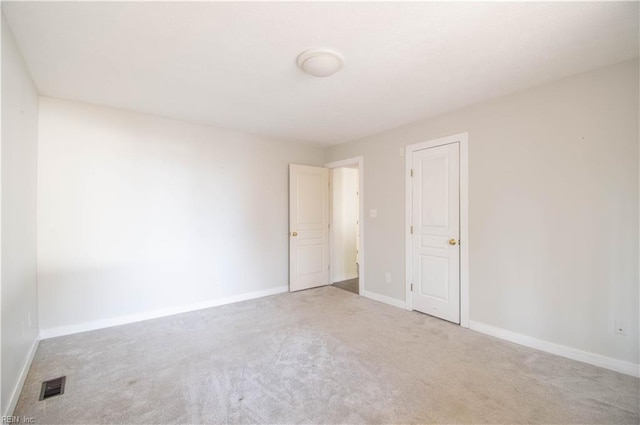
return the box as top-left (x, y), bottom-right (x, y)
top-left (331, 167), bottom-right (359, 283)
top-left (1, 14), bottom-right (40, 415)
top-left (37, 97), bottom-right (324, 334)
top-left (325, 59), bottom-right (639, 367)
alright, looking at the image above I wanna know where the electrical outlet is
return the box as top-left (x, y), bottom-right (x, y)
top-left (385, 272), bottom-right (391, 283)
top-left (399, 147), bottom-right (405, 157)
top-left (370, 209), bottom-right (377, 218)
top-left (615, 320), bottom-right (627, 335)
top-left (28, 312), bottom-right (32, 328)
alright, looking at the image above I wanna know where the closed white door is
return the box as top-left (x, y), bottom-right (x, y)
top-left (411, 143), bottom-right (460, 323)
top-left (289, 164), bottom-right (329, 292)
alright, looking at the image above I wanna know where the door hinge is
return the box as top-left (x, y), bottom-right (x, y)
top-left (410, 169), bottom-right (414, 177)
top-left (410, 225), bottom-right (413, 234)
top-left (411, 283), bottom-right (413, 292)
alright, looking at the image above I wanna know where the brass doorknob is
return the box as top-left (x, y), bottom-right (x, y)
top-left (449, 239), bottom-right (458, 245)
top-left (291, 231), bottom-right (298, 237)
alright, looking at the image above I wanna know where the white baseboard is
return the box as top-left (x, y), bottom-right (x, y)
top-left (3, 337), bottom-right (39, 417)
top-left (469, 320), bottom-right (640, 378)
top-left (361, 289), bottom-right (406, 309)
top-left (40, 285), bottom-right (289, 340)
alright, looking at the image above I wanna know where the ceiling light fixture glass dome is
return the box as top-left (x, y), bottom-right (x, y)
top-left (296, 48), bottom-right (344, 78)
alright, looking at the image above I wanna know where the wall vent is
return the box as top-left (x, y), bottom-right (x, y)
top-left (39, 376), bottom-right (66, 400)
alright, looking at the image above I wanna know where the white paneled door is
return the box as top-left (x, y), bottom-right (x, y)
top-left (411, 143), bottom-right (460, 323)
top-left (289, 164), bottom-right (329, 292)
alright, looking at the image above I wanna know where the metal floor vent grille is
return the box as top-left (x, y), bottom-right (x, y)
top-left (39, 376), bottom-right (66, 400)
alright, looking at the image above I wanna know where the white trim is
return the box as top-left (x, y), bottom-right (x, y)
top-left (325, 156), bottom-right (364, 296)
top-left (469, 320), bottom-right (640, 378)
top-left (405, 133), bottom-right (470, 327)
top-left (3, 338), bottom-right (39, 417)
top-left (40, 286), bottom-right (288, 339)
top-left (325, 157), bottom-right (363, 169)
top-left (362, 289), bottom-right (407, 309)
top-left (459, 136), bottom-right (469, 328)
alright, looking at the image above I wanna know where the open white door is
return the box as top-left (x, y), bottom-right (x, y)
top-left (411, 143), bottom-right (460, 323)
top-left (289, 164), bottom-right (329, 292)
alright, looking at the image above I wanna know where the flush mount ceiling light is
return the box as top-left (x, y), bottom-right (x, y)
top-left (296, 48), bottom-right (344, 78)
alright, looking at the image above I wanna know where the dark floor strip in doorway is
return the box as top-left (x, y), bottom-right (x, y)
top-left (332, 278), bottom-right (358, 294)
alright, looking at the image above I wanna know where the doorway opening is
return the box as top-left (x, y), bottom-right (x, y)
top-left (288, 157), bottom-right (364, 294)
top-left (326, 157), bottom-right (364, 295)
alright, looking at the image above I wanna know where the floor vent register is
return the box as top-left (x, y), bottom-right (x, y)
top-left (39, 376), bottom-right (66, 400)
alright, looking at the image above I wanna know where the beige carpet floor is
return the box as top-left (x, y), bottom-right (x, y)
top-left (15, 286), bottom-right (639, 424)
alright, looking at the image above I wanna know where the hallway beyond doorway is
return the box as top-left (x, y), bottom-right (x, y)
top-left (332, 278), bottom-right (358, 294)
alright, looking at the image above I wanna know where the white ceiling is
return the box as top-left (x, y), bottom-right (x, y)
top-left (3, 1), bottom-right (638, 145)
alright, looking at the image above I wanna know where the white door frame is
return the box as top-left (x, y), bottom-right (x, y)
top-left (325, 156), bottom-right (364, 295)
top-left (405, 133), bottom-right (469, 328)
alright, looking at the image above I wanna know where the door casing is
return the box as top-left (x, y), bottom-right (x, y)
top-left (405, 133), bottom-right (469, 328)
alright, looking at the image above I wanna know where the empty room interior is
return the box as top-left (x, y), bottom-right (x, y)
top-left (1, 1), bottom-right (639, 424)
